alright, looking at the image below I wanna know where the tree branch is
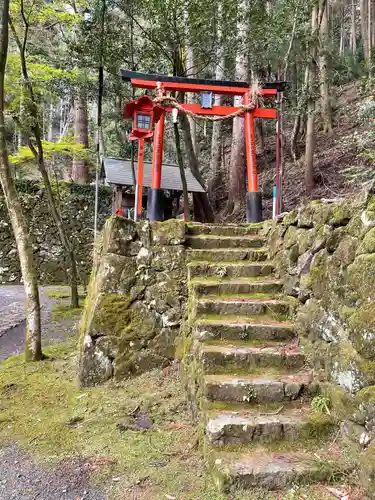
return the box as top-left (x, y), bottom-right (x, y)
top-left (283, 0), bottom-right (301, 79)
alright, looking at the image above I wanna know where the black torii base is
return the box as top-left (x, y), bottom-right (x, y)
top-left (246, 192), bottom-right (262, 223)
top-left (147, 188), bottom-right (165, 222)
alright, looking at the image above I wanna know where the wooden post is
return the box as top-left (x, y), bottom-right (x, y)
top-left (244, 91), bottom-right (262, 222)
top-left (135, 138), bottom-right (145, 217)
top-left (148, 82), bottom-right (165, 221)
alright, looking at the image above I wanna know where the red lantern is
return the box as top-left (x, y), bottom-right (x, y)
top-left (123, 94), bottom-right (163, 141)
top-left (123, 95), bottom-right (164, 219)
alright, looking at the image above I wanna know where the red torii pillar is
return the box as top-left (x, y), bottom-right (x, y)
top-left (243, 91), bottom-right (262, 222)
top-left (147, 83), bottom-right (166, 222)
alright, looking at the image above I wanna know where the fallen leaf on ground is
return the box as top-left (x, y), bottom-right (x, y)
top-left (324, 486), bottom-right (349, 499)
top-left (165, 423), bottom-right (185, 430)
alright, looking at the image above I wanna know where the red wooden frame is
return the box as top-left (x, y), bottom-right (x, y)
top-left (124, 73), bottom-right (281, 208)
top-left (130, 78), bottom-right (277, 97)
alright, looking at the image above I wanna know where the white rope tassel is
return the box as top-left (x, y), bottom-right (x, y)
top-left (172, 107), bottom-right (178, 124)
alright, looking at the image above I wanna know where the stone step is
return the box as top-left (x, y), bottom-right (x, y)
top-left (191, 278), bottom-right (282, 297)
top-left (204, 372), bottom-right (316, 404)
top-left (213, 451), bottom-right (342, 491)
top-left (187, 223), bottom-right (263, 237)
top-left (206, 406), bottom-right (333, 446)
top-left (196, 297), bottom-right (290, 317)
top-left (186, 235), bottom-right (265, 250)
top-left (188, 261), bottom-right (274, 279)
top-left (187, 248), bottom-right (268, 263)
top-left (201, 343), bottom-right (305, 373)
top-left (194, 317), bottom-right (295, 342)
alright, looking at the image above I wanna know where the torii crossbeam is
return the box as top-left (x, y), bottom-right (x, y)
top-left (121, 69), bottom-right (286, 222)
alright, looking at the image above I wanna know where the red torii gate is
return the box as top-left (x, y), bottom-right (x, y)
top-left (121, 70), bottom-right (286, 223)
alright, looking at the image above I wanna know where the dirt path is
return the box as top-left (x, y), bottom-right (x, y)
top-left (0, 443), bottom-right (105, 500)
top-left (0, 286), bottom-right (79, 361)
top-left (0, 289), bottom-right (103, 499)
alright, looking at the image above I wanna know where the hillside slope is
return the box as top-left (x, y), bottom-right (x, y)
top-left (216, 81), bottom-right (373, 221)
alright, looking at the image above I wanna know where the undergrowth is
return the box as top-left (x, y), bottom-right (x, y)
top-left (0, 338), bottom-right (362, 499)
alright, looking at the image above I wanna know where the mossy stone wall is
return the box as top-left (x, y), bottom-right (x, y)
top-left (0, 180), bottom-right (111, 284)
top-left (78, 217), bottom-right (188, 385)
top-left (266, 186), bottom-right (375, 495)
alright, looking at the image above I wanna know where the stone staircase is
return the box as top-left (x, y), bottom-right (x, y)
top-left (185, 223), bottom-right (340, 493)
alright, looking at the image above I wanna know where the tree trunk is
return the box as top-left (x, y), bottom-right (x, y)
top-left (340, 6), bottom-right (345, 55)
top-left (173, 120), bottom-right (189, 221)
top-left (186, 44), bottom-right (197, 156)
top-left (360, 0), bottom-right (369, 59)
top-left (71, 94), bottom-right (89, 183)
top-left (172, 46), bottom-right (214, 223)
top-left (179, 112), bottom-right (215, 222)
top-left (305, 5), bottom-right (318, 195)
top-left (319, 0), bottom-right (333, 135)
top-left (208, 2), bottom-right (225, 205)
top-left (0, 0), bottom-right (42, 361)
top-left (351, 1), bottom-right (357, 53)
top-left (227, 1), bottom-right (248, 215)
top-left (291, 64), bottom-right (308, 161)
top-left (47, 102), bottom-right (54, 141)
top-left (256, 121), bottom-right (265, 154)
top-left (9, 18), bottom-right (80, 309)
top-left (369, 0), bottom-right (373, 75)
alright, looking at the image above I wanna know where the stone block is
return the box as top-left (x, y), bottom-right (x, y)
top-left (151, 219), bottom-right (186, 245)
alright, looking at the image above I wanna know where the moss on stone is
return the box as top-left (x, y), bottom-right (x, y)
top-left (326, 227), bottom-right (345, 253)
top-left (283, 226), bottom-right (299, 249)
top-left (359, 440), bottom-right (375, 497)
top-left (297, 228), bottom-right (317, 255)
top-left (349, 300), bottom-right (375, 359)
top-left (151, 219), bottom-right (186, 245)
top-left (347, 253), bottom-right (375, 301)
top-left (309, 249), bottom-right (329, 299)
top-left (329, 202), bottom-right (353, 227)
top-left (311, 202), bottom-right (333, 227)
top-left (320, 382), bottom-right (355, 421)
top-left (298, 206), bottom-right (314, 228)
top-left (332, 235), bottom-right (357, 267)
top-left (346, 213), bottom-right (365, 238)
top-left (328, 342), bottom-right (375, 393)
top-left (91, 293), bottom-right (132, 338)
top-left (295, 299), bottom-right (324, 339)
top-left (357, 227), bottom-right (375, 254)
top-left (282, 208), bottom-right (298, 226)
top-left (104, 216), bottom-right (136, 255)
top-left (355, 385), bottom-right (375, 406)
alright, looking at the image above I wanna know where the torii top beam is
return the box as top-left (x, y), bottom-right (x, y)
top-left (120, 70), bottom-right (286, 97)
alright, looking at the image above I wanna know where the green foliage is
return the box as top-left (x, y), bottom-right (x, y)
top-left (9, 138), bottom-right (88, 165)
top-left (332, 52), bottom-right (365, 86)
top-left (311, 395), bottom-right (331, 415)
top-left (358, 98), bottom-right (375, 121)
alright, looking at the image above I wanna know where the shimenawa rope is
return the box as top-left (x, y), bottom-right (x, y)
top-left (153, 95), bottom-right (255, 122)
top-left (152, 80), bottom-right (264, 122)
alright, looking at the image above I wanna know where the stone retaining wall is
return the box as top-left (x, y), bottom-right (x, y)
top-left (78, 217), bottom-right (188, 386)
top-left (265, 186), bottom-right (375, 491)
top-left (0, 181), bottom-right (111, 284)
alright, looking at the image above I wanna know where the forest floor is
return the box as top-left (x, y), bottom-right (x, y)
top-left (213, 80), bottom-right (373, 221)
top-left (0, 285), bottom-right (82, 361)
top-left (0, 292), bottom-right (366, 500)
top-left (271, 80), bottom-right (371, 215)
